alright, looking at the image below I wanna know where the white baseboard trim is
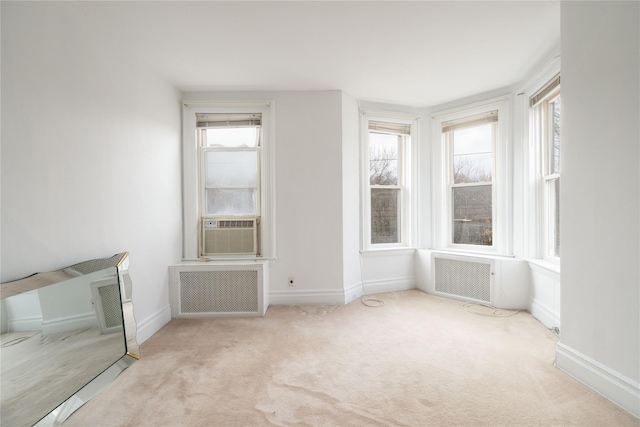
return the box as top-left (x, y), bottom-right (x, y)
top-left (269, 278), bottom-right (416, 307)
top-left (363, 276), bottom-right (416, 295)
top-left (343, 282), bottom-right (363, 304)
top-left (269, 288), bottom-right (347, 306)
top-left (41, 312), bottom-right (97, 336)
top-left (8, 315), bottom-right (43, 332)
top-left (136, 305), bottom-right (171, 344)
top-left (556, 343), bottom-right (640, 418)
top-left (529, 297), bottom-right (560, 330)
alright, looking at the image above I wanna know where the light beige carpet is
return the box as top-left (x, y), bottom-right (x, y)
top-left (66, 290), bottom-right (639, 426)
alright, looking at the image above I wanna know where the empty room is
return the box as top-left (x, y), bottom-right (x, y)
top-left (1, 1), bottom-right (639, 426)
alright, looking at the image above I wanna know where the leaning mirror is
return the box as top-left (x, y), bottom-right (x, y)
top-left (0, 252), bottom-right (138, 427)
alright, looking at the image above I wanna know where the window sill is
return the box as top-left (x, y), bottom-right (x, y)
top-left (428, 248), bottom-right (514, 260)
top-left (360, 247), bottom-right (416, 258)
top-left (527, 258), bottom-right (560, 275)
top-left (179, 257), bottom-right (275, 265)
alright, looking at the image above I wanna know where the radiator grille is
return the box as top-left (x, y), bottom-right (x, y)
top-left (98, 284), bottom-right (123, 328)
top-left (179, 270), bottom-right (259, 314)
top-left (434, 257), bottom-right (491, 303)
top-left (204, 228), bottom-right (255, 255)
top-left (202, 218), bottom-right (257, 256)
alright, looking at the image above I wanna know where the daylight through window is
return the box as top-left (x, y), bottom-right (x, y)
top-left (197, 113), bottom-right (261, 256)
top-left (531, 76), bottom-right (560, 259)
top-left (367, 120), bottom-right (410, 245)
top-left (443, 111), bottom-right (497, 246)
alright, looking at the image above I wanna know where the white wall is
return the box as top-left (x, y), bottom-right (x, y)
top-left (341, 93), bottom-right (363, 303)
top-left (1, 2), bottom-right (183, 342)
top-left (528, 263), bottom-right (560, 329)
top-left (270, 91), bottom-right (345, 303)
top-left (182, 91), bottom-right (348, 304)
top-left (558, 1), bottom-right (639, 417)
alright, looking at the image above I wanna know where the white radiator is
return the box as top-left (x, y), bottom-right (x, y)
top-left (433, 254), bottom-right (493, 304)
top-left (169, 262), bottom-right (269, 318)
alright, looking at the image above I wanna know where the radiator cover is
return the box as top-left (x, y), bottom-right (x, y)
top-left (433, 255), bottom-right (493, 304)
top-left (170, 262), bottom-right (269, 317)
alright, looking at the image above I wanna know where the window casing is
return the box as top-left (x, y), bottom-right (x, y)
top-left (531, 77), bottom-right (561, 260)
top-left (444, 112), bottom-right (497, 247)
top-left (362, 113), bottom-right (417, 249)
top-left (432, 98), bottom-right (509, 254)
top-left (182, 102), bottom-right (274, 260)
top-left (198, 114), bottom-right (261, 219)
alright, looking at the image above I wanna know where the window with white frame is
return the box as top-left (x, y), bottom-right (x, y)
top-left (433, 98), bottom-right (508, 253)
top-left (443, 111), bottom-right (497, 247)
top-left (363, 116), bottom-right (415, 248)
top-left (182, 102), bottom-right (274, 260)
top-left (531, 76), bottom-right (561, 259)
top-left (197, 114), bottom-right (261, 257)
top-left (198, 114), bottom-right (261, 218)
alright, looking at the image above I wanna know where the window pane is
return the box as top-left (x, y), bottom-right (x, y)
top-left (547, 177), bottom-right (560, 257)
top-left (205, 127), bottom-right (259, 147)
top-left (452, 185), bottom-right (492, 246)
top-left (371, 188), bottom-right (400, 244)
top-left (205, 151), bottom-right (258, 188)
top-left (550, 97), bottom-right (561, 174)
top-left (206, 189), bottom-right (256, 215)
top-left (453, 124), bottom-right (493, 184)
top-left (370, 133), bottom-right (398, 186)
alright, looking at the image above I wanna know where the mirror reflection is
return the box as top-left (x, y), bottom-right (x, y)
top-left (0, 252), bottom-right (137, 427)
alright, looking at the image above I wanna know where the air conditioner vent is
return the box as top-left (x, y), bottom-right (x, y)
top-left (218, 220), bottom-right (255, 229)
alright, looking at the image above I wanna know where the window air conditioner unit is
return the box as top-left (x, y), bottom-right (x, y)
top-left (202, 218), bottom-right (257, 256)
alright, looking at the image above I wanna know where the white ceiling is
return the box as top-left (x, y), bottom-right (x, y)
top-left (79, 1), bottom-right (560, 107)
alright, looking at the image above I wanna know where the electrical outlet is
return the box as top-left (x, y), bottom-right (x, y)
top-left (288, 277), bottom-right (295, 287)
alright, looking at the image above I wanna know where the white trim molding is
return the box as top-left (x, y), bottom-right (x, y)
top-left (529, 298), bottom-right (560, 330)
top-left (7, 314), bottom-right (43, 332)
top-left (359, 109), bottom-right (419, 251)
top-left (41, 312), bottom-right (97, 336)
top-left (136, 304), bottom-right (171, 344)
top-left (344, 282), bottom-right (364, 304)
top-left (269, 288), bottom-right (348, 306)
top-left (430, 95), bottom-right (512, 256)
top-left (362, 276), bottom-right (416, 295)
top-left (528, 260), bottom-right (561, 330)
top-left (181, 100), bottom-right (276, 261)
top-left (360, 248), bottom-right (417, 258)
top-left (556, 343), bottom-right (640, 418)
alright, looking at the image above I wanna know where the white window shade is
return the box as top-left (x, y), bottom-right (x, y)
top-left (442, 110), bottom-right (498, 133)
top-left (530, 75), bottom-right (561, 107)
top-left (205, 151), bottom-right (258, 188)
top-left (196, 113), bottom-right (261, 128)
top-left (369, 120), bottom-right (411, 135)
